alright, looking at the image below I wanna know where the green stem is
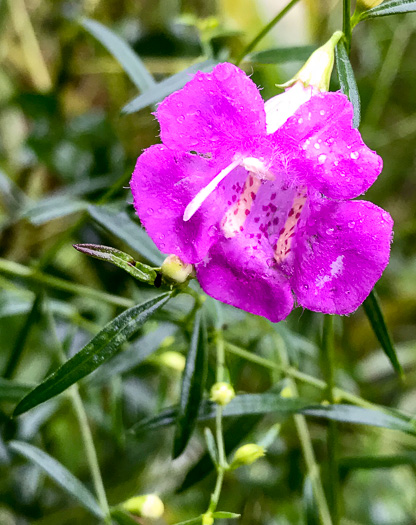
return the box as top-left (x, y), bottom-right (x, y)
top-left (235, 0), bottom-right (300, 65)
top-left (46, 304), bottom-right (111, 523)
top-left (276, 335), bottom-right (332, 525)
top-left (322, 316), bottom-right (340, 524)
top-left (0, 258), bottom-right (134, 308)
top-left (223, 341), bottom-right (376, 410)
top-left (343, 0), bottom-right (352, 53)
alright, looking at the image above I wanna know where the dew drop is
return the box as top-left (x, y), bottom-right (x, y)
top-left (350, 151), bottom-right (359, 160)
top-left (147, 208), bottom-right (154, 214)
top-left (318, 154), bottom-right (327, 164)
top-left (266, 258), bottom-right (275, 268)
top-left (314, 143), bottom-right (320, 149)
top-left (326, 228), bottom-right (334, 235)
top-left (298, 117), bottom-right (303, 124)
top-left (208, 225), bottom-right (217, 237)
top-left (177, 115), bottom-right (185, 123)
top-left (348, 221), bottom-right (355, 228)
top-left (320, 110), bottom-right (325, 116)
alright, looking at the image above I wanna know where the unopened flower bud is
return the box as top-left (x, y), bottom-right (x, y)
top-left (356, 0), bottom-right (383, 10)
top-left (230, 444), bottom-right (265, 469)
top-left (161, 255), bottom-right (194, 284)
top-left (122, 494), bottom-right (164, 519)
top-left (280, 31), bottom-right (343, 92)
top-left (210, 382), bottom-right (235, 406)
top-left (280, 385), bottom-right (294, 398)
top-left (202, 512), bottom-right (214, 525)
top-left (158, 350), bottom-right (186, 372)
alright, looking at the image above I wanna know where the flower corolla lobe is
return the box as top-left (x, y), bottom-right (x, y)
top-left (130, 62), bottom-right (393, 322)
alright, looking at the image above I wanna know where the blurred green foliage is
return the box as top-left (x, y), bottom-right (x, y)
top-left (1, 1), bottom-right (416, 524)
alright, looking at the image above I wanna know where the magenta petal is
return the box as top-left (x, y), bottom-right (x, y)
top-left (157, 63), bottom-right (266, 155)
top-left (196, 238), bottom-right (294, 322)
top-left (275, 92), bottom-right (382, 200)
top-left (130, 145), bottom-right (242, 264)
top-left (291, 199), bottom-right (393, 315)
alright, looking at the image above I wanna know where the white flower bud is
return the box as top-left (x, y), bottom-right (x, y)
top-left (161, 254), bottom-right (194, 284)
top-left (122, 494), bottom-right (164, 519)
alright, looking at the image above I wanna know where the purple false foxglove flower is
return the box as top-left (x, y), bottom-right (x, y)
top-left (130, 62), bottom-right (393, 322)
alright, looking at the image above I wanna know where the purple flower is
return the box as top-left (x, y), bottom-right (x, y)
top-left (130, 62), bottom-right (393, 322)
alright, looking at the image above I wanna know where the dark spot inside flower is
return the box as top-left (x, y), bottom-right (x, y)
top-left (245, 209), bottom-right (250, 216)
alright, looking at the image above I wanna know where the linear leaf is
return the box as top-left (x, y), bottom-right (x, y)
top-left (111, 509), bottom-right (142, 525)
top-left (0, 379), bottom-right (35, 402)
top-left (8, 441), bottom-right (103, 518)
top-left (88, 205), bottom-right (164, 266)
top-left (122, 59), bottom-right (218, 114)
top-left (339, 452), bottom-right (416, 471)
top-left (248, 45), bottom-right (316, 64)
top-left (73, 244), bottom-right (158, 284)
top-left (302, 405), bottom-right (415, 434)
top-left (21, 196), bottom-right (87, 226)
top-left (213, 511), bottom-right (241, 519)
top-left (204, 427), bottom-right (219, 467)
top-left (13, 293), bottom-right (171, 416)
top-left (335, 40), bottom-right (361, 128)
top-left (81, 18), bottom-right (155, 91)
top-left (173, 517), bottom-right (202, 525)
top-left (362, 289), bottom-right (403, 376)
top-left (173, 310), bottom-right (208, 458)
top-left (360, 0), bottom-right (416, 19)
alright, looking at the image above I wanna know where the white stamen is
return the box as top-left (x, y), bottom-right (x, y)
top-left (183, 158), bottom-right (241, 222)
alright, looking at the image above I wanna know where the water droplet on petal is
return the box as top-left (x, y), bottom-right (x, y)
top-left (298, 117), bottom-right (303, 124)
top-left (320, 110), bottom-right (325, 116)
top-left (318, 154), bottom-right (327, 164)
top-left (350, 151), bottom-right (359, 160)
top-left (177, 115), bottom-right (185, 123)
top-left (326, 228), bottom-right (334, 235)
top-left (348, 221), bottom-right (355, 228)
top-left (208, 225), bottom-right (217, 237)
top-left (147, 208), bottom-right (154, 215)
top-left (314, 143), bottom-right (320, 149)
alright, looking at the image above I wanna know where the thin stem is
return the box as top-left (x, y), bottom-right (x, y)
top-left (46, 304), bottom-right (111, 522)
top-left (0, 258), bottom-right (134, 308)
top-left (275, 335), bottom-right (333, 525)
top-left (343, 0), bottom-right (352, 53)
top-left (223, 341), bottom-right (376, 410)
top-left (235, 0), bottom-right (300, 65)
top-left (322, 316), bottom-right (340, 525)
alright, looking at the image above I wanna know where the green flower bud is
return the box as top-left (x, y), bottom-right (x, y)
top-left (122, 494), bottom-right (164, 519)
top-left (161, 255), bottom-right (195, 284)
top-left (280, 31), bottom-right (343, 92)
top-left (202, 512), bottom-right (214, 525)
top-left (210, 382), bottom-right (235, 406)
top-left (158, 350), bottom-right (186, 372)
top-left (230, 444), bottom-right (266, 469)
top-left (280, 385), bottom-right (294, 398)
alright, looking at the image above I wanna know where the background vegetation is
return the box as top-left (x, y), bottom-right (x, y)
top-left (1, 0), bottom-right (416, 524)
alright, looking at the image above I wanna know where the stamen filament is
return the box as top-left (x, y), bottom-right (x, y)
top-left (183, 158), bottom-right (241, 222)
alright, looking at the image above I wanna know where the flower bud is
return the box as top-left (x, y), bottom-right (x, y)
top-left (230, 444), bottom-right (265, 469)
top-left (202, 512), bottom-right (214, 525)
top-left (122, 494), bottom-right (164, 519)
top-left (280, 385), bottom-right (294, 398)
top-left (158, 350), bottom-right (186, 372)
top-left (356, 0), bottom-right (383, 10)
top-left (210, 382), bottom-right (235, 406)
top-left (280, 31), bottom-right (343, 92)
top-left (161, 255), bottom-right (194, 284)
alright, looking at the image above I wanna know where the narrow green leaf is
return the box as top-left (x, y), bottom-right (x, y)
top-left (8, 441), bottom-right (103, 518)
top-left (335, 40), bottom-right (361, 128)
top-left (121, 59), bottom-right (218, 114)
top-left (81, 18), bottom-right (155, 91)
top-left (212, 511), bottom-right (241, 519)
top-left (362, 289), bottom-right (403, 376)
top-left (13, 293), bottom-right (171, 416)
top-left (0, 379), bottom-right (35, 402)
top-left (21, 195), bottom-right (87, 226)
top-left (88, 204), bottom-right (164, 266)
top-left (247, 45), bottom-right (316, 64)
top-left (73, 243), bottom-right (158, 284)
top-left (173, 310), bottom-right (208, 458)
top-left (339, 452), bottom-right (416, 471)
top-left (360, 0), bottom-right (416, 19)
top-left (4, 293), bottom-right (43, 379)
top-left (303, 476), bottom-right (320, 525)
top-left (302, 404), bottom-right (415, 434)
top-left (204, 427), bottom-right (219, 467)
